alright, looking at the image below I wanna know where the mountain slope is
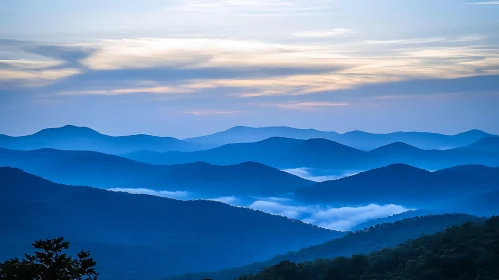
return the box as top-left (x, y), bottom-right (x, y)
top-left (166, 214), bottom-right (479, 280)
top-left (0, 148), bottom-right (313, 197)
top-left (295, 164), bottom-right (499, 207)
top-left (0, 125), bottom-right (199, 153)
top-left (0, 168), bottom-right (341, 280)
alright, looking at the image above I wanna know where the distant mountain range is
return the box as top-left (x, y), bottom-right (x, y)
top-left (185, 126), bottom-right (494, 150)
top-left (0, 125), bottom-right (201, 154)
top-left (0, 168), bottom-right (341, 280)
top-left (295, 164), bottom-right (499, 210)
top-left (166, 214), bottom-right (479, 280)
top-left (124, 137), bottom-right (499, 172)
top-left (0, 148), bottom-right (313, 197)
top-left (1, 125), bottom-right (494, 154)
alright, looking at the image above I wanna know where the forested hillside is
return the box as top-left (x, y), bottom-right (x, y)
top-left (238, 216), bottom-right (499, 280)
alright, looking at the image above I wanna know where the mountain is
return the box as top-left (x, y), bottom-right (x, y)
top-left (184, 126), bottom-right (339, 146)
top-left (184, 126), bottom-right (494, 150)
top-left (295, 164), bottom-right (499, 207)
top-left (123, 137), bottom-right (499, 172)
top-left (236, 216), bottom-right (498, 280)
top-left (166, 214), bottom-right (479, 280)
top-left (338, 129), bottom-right (494, 150)
top-left (125, 137), bottom-right (366, 170)
top-left (0, 148), bottom-right (313, 197)
top-left (0, 168), bottom-right (341, 280)
top-left (0, 125), bottom-right (201, 153)
top-left (466, 136), bottom-right (499, 152)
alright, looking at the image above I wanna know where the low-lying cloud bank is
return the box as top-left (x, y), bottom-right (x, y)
top-left (107, 188), bottom-right (408, 231)
top-left (108, 188), bottom-right (190, 200)
top-left (282, 167), bottom-right (360, 182)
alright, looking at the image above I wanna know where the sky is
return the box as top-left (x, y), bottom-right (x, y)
top-left (1, 0), bottom-right (499, 138)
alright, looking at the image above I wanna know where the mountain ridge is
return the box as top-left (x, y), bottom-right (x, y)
top-left (0, 147), bottom-right (313, 197)
top-left (0, 167), bottom-right (341, 280)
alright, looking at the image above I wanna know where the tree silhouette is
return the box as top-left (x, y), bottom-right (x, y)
top-left (0, 237), bottom-right (98, 280)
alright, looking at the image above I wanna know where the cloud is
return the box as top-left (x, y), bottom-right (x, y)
top-left (248, 198), bottom-right (407, 231)
top-left (293, 28), bottom-right (354, 38)
top-left (303, 204), bottom-right (408, 231)
top-left (0, 68), bottom-right (81, 87)
top-left (3, 33), bottom-right (499, 96)
top-left (282, 168), bottom-right (359, 182)
top-left (183, 110), bottom-right (245, 116)
top-left (249, 200), bottom-right (311, 219)
top-left (108, 188), bottom-right (191, 200)
top-left (276, 101), bottom-right (348, 110)
top-left (60, 86), bottom-right (193, 96)
top-left (208, 196), bottom-right (243, 205)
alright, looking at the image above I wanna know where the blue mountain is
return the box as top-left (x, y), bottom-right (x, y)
top-left (184, 126), bottom-right (494, 150)
top-left (0, 125), bottom-right (201, 153)
top-left (123, 137), bottom-right (499, 172)
top-left (0, 167), bottom-right (341, 280)
top-left (0, 148), bottom-right (313, 197)
top-left (295, 164), bottom-right (499, 209)
top-left (184, 126), bottom-right (340, 146)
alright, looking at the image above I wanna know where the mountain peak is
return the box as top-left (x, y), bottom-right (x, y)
top-left (457, 129), bottom-right (491, 137)
top-left (371, 142), bottom-right (421, 152)
top-left (34, 125), bottom-right (100, 137)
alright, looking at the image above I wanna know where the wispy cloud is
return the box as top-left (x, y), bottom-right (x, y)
top-left (60, 86), bottom-right (193, 96)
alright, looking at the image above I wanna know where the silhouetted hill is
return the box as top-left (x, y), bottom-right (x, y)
top-left (166, 214), bottom-right (479, 280)
top-left (466, 136), bottom-right (499, 152)
top-left (0, 148), bottom-right (313, 197)
top-left (183, 126), bottom-right (494, 150)
top-left (0, 168), bottom-right (341, 280)
top-left (124, 137), bottom-right (499, 172)
top-left (295, 164), bottom-right (499, 207)
top-left (0, 125), bottom-right (200, 153)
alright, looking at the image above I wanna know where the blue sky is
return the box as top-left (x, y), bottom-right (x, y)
top-left (1, 0), bottom-right (498, 137)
